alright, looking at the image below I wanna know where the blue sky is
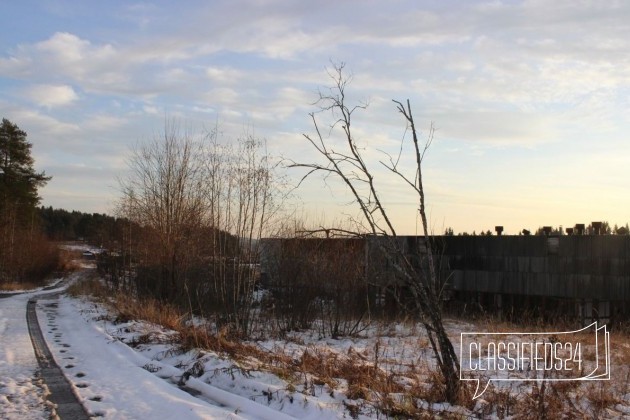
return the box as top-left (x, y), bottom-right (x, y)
top-left (1, 0), bottom-right (629, 234)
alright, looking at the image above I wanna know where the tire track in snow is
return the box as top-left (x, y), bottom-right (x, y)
top-left (27, 298), bottom-right (90, 419)
top-left (0, 294), bottom-right (49, 419)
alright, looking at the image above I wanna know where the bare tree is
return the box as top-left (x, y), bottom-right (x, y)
top-left (118, 120), bottom-right (281, 337)
top-left (204, 134), bottom-right (279, 335)
top-left (118, 120), bottom-right (209, 301)
top-left (289, 63), bottom-right (461, 403)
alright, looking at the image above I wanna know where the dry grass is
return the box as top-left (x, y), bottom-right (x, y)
top-left (0, 243), bottom-right (72, 292)
top-left (464, 323), bottom-right (630, 420)
top-left (57, 249), bottom-right (84, 273)
top-left (611, 333), bottom-right (630, 365)
top-left (586, 382), bottom-right (620, 415)
top-left (66, 272), bottom-right (109, 298)
top-left (1, 249), bottom-right (83, 292)
top-left (110, 292), bottom-right (185, 331)
top-left (0, 281), bottom-right (41, 291)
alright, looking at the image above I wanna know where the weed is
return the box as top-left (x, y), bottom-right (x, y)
top-left (586, 382), bottom-right (620, 417)
top-left (0, 281), bottom-right (40, 291)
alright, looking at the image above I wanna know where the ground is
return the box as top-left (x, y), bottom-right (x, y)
top-left (1, 270), bottom-right (378, 419)
top-left (0, 292), bottom-right (52, 419)
top-left (2, 265), bottom-right (630, 418)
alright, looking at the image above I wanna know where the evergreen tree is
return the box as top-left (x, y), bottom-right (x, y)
top-left (0, 118), bottom-right (55, 284)
top-left (0, 118), bottom-right (51, 222)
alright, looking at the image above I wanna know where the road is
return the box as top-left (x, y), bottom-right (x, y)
top-left (0, 286), bottom-right (89, 419)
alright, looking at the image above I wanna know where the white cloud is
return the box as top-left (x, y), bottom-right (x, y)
top-left (7, 108), bottom-right (80, 136)
top-left (35, 32), bottom-right (90, 62)
top-left (201, 87), bottom-right (240, 106)
top-left (83, 114), bottom-right (128, 131)
top-left (0, 32), bottom-right (124, 91)
top-left (206, 66), bottom-right (244, 84)
top-left (143, 105), bottom-right (159, 115)
top-left (24, 84), bottom-right (79, 108)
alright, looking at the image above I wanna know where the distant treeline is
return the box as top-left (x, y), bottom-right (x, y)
top-left (38, 206), bottom-right (128, 246)
top-left (444, 221), bottom-right (630, 237)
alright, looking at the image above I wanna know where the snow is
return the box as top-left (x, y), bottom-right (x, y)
top-left (36, 296), bottom-right (250, 419)
top-left (0, 276), bottom-right (488, 419)
top-left (0, 293), bottom-right (51, 420)
top-left (0, 275), bottom-right (251, 419)
top-left (35, 294), bottom-right (356, 419)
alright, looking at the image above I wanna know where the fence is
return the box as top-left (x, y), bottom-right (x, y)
top-left (262, 235), bottom-right (630, 325)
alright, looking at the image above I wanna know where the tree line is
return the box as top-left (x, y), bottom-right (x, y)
top-left (444, 222), bottom-right (630, 236)
top-left (38, 206), bottom-right (129, 245)
top-left (0, 117), bottom-right (137, 287)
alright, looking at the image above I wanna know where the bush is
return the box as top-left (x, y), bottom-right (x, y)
top-left (0, 229), bottom-right (59, 287)
top-left (263, 237), bottom-right (371, 337)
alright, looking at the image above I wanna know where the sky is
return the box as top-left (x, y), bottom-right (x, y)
top-left (1, 0), bottom-right (629, 235)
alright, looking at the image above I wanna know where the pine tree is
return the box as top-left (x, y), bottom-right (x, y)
top-left (0, 118), bottom-right (51, 223)
top-left (0, 118), bottom-right (53, 284)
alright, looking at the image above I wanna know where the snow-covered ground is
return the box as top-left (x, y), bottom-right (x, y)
top-left (0, 272), bottom-right (252, 419)
top-left (34, 292), bottom-right (365, 419)
top-left (3, 262), bottom-right (630, 419)
top-left (0, 293), bottom-right (52, 420)
top-left (2, 268), bottom-right (375, 418)
top-left (36, 295), bottom-right (250, 419)
top-left (2, 269), bottom-right (456, 418)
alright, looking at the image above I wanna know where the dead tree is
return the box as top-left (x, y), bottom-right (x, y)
top-left (289, 63), bottom-right (461, 403)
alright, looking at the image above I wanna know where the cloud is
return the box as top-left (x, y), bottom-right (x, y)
top-left (143, 105), bottom-right (160, 115)
top-left (0, 32), bottom-right (125, 92)
top-left (2, 1), bottom-right (630, 229)
top-left (201, 87), bottom-right (240, 106)
top-left (206, 66), bottom-right (244, 84)
top-left (3, 107), bottom-right (80, 137)
top-left (23, 84), bottom-right (79, 108)
top-left (82, 114), bottom-right (128, 131)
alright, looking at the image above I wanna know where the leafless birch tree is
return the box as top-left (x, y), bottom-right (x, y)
top-left (204, 134), bottom-right (278, 335)
top-left (289, 63), bottom-right (461, 403)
